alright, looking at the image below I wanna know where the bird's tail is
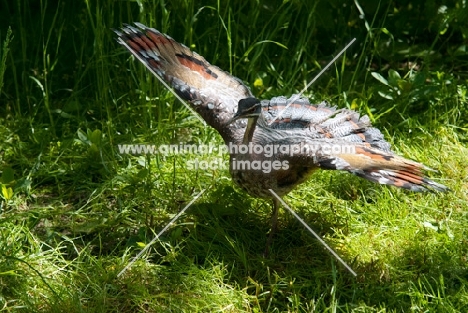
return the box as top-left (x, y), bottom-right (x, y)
top-left (317, 145), bottom-right (448, 192)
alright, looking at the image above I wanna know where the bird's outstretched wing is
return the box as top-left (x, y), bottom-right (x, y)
top-left (260, 95), bottom-right (392, 152)
top-left (256, 131), bottom-right (449, 192)
top-left (114, 23), bottom-right (253, 140)
top-left (313, 144), bottom-right (448, 192)
top-left (255, 97), bottom-right (449, 192)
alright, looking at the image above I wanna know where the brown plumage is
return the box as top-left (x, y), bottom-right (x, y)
top-left (114, 23), bottom-right (448, 253)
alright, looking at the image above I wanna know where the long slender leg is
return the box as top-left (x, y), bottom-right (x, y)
top-left (264, 197), bottom-right (280, 256)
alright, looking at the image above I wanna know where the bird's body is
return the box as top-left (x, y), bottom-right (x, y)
top-left (115, 23), bottom-right (448, 230)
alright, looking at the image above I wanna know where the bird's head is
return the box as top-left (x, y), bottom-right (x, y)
top-left (227, 97), bottom-right (262, 124)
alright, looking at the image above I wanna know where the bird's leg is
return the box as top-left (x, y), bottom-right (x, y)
top-left (264, 197), bottom-right (280, 256)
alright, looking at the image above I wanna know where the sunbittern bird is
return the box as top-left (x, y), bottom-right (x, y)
top-left (114, 23), bottom-right (448, 254)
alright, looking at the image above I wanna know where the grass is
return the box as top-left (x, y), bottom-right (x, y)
top-left (1, 0), bottom-right (468, 311)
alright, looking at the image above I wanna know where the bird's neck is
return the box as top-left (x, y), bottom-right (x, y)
top-left (242, 116), bottom-right (259, 144)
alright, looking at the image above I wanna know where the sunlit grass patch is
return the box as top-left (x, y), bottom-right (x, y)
top-left (1, 0), bottom-right (467, 312)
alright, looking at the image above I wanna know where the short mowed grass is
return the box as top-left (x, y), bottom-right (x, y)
top-left (1, 0), bottom-right (468, 312)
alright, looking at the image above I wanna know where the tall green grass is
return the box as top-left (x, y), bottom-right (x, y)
top-left (0, 0), bottom-right (467, 312)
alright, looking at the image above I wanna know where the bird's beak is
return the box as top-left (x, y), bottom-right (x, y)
top-left (226, 114), bottom-right (241, 125)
